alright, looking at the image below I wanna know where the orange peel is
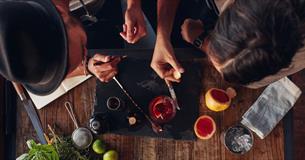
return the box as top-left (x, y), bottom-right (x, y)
top-left (205, 88), bottom-right (231, 112)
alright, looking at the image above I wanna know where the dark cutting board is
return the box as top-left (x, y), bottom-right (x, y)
top-left (94, 51), bottom-right (204, 140)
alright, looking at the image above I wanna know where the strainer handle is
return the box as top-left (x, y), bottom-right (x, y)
top-left (64, 101), bottom-right (79, 128)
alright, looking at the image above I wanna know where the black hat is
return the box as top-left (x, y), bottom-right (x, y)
top-left (0, 0), bottom-right (68, 95)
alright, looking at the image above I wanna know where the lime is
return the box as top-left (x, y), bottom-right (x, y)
top-left (103, 150), bottom-right (119, 160)
top-left (92, 139), bottom-right (106, 154)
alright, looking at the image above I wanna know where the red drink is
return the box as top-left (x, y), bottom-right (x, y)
top-left (149, 96), bottom-right (176, 124)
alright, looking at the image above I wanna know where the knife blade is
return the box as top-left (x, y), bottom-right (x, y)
top-left (13, 83), bottom-right (47, 144)
top-left (165, 80), bottom-right (181, 110)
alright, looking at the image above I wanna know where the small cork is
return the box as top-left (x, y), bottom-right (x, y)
top-left (128, 117), bottom-right (137, 125)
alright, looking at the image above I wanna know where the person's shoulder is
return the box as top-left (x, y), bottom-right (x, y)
top-left (247, 41), bottom-right (305, 89)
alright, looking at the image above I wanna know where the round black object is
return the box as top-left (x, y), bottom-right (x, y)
top-left (89, 113), bottom-right (110, 135)
top-left (0, 0), bottom-right (67, 95)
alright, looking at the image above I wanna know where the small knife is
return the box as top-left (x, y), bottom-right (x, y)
top-left (165, 80), bottom-right (181, 110)
top-left (12, 83), bottom-right (47, 144)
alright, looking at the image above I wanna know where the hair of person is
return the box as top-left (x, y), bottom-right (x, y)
top-left (208, 0), bottom-right (305, 85)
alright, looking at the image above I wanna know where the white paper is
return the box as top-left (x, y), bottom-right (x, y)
top-left (27, 75), bottom-right (92, 109)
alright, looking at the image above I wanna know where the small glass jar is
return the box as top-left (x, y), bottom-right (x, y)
top-left (106, 96), bottom-right (125, 111)
top-left (149, 96), bottom-right (176, 124)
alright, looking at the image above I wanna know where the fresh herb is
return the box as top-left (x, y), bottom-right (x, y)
top-left (17, 125), bottom-right (101, 160)
top-left (52, 136), bottom-right (89, 160)
top-left (17, 140), bottom-right (59, 160)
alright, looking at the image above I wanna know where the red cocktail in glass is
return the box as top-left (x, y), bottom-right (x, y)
top-left (149, 96), bottom-right (176, 124)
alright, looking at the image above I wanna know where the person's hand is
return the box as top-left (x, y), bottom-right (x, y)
top-left (88, 54), bottom-right (121, 82)
top-left (181, 19), bottom-right (204, 44)
top-left (151, 37), bottom-right (184, 82)
top-left (120, 5), bottom-right (147, 44)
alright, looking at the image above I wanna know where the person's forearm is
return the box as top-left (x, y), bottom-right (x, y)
top-left (127, 0), bottom-right (141, 9)
top-left (157, 0), bottom-right (180, 40)
top-left (52, 0), bottom-right (70, 11)
top-left (65, 63), bottom-right (87, 78)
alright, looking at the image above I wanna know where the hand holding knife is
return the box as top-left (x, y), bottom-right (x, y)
top-left (164, 70), bottom-right (181, 110)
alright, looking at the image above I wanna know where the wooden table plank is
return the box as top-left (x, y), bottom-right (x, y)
top-left (15, 60), bottom-right (291, 159)
top-left (290, 71), bottom-right (305, 160)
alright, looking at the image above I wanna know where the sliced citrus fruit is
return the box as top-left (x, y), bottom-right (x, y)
top-left (194, 115), bottom-right (216, 140)
top-left (205, 88), bottom-right (231, 112)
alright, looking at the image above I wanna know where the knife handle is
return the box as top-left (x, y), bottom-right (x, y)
top-left (12, 82), bottom-right (26, 101)
top-left (165, 79), bottom-right (171, 87)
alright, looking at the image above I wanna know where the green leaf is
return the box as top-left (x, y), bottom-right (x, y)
top-left (25, 142), bottom-right (59, 160)
top-left (26, 140), bottom-right (36, 149)
top-left (16, 153), bottom-right (28, 160)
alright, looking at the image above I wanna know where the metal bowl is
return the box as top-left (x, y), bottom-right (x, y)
top-left (222, 124), bottom-right (254, 155)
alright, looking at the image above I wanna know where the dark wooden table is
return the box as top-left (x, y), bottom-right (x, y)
top-left (0, 78), bottom-right (5, 160)
top-left (14, 59), bottom-right (305, 160)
